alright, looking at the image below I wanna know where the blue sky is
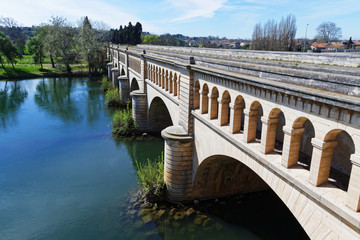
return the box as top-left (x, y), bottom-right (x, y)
top-left (2, 0), bottom-right (359, 40)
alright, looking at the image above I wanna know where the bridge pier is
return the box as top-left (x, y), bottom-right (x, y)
top-left (130, 90), bottom-right (147, 132)
top-left (118, 75), bottom-right (130, 104)
top-left (111, 68), bottom-right (119, 88)
top-left (107, 63), bottom-right (113, 81)
top-left (161, 126), bottom-right (193, 202)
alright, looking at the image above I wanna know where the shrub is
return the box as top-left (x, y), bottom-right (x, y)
top-left (101, 76), bottom-right (113, 91)
top-left (136, 153), bottom-right (166, 201)
top-left (105, 87), bottom-right (121, 108)
top-left (112, 102), bottom-right (137, 136)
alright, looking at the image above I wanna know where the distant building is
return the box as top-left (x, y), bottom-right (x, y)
top-left (311, 40), bottom-right (360, 52)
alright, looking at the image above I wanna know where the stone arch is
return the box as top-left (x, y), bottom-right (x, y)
top-left (130, 78), bottom-right (140, 92)
top-left (210, 87), bottom-right (219, 120)
top-left (283, 117), bottom-right (315, 169)
top-left (194, 81), bottom-right (200, 110)
top-left (192, 154), bottom-right (309, 238)
top-left (201, 84), bottom-right (209, 114)
top-left (232, 95), bottom-right (245, 134)
top-left (148, 97), bottom-right (173, 133)
top-left (173, 73), bottom-right (178, 97)
top-left (193, 155), bottom-right (269, 199)
top-left (311, 129), bottom-right (355, 190)
top-left (244, 101), bottom-right (263, 143)
top-left (220, 90), bottom-right (231, 126)
top-left (262, 108), bottom-right (286, 154)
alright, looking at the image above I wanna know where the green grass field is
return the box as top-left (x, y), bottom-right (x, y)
top-left (0, 55), bottom-right (88, 80)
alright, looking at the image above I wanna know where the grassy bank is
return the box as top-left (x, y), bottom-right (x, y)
top-left (0, 55), bottom-right (88, 80)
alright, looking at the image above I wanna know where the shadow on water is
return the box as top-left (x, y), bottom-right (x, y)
top-left (116, 188), bottom-right (310, 240)
top-left (113, 135), bottom-right (164, 170)
top-left (0, 81), bottom-right (28, 130)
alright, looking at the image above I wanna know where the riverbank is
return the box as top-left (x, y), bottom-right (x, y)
top-left (0, 55), bottom-right (92, 80)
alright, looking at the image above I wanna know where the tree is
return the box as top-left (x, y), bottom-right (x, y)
top-left (0, 17), bottom-right (27, 56)
top-left (79, 16), bottom-right (106, 75)
top-left (109, 22), bottom-right (142, 45)
top-left (251, 14), bottom-right (297, 51)
top-left (132, 22), bottom-right (142, 45)
top-left (0, 31), bottom-right (19, 70)
top-left (80, 16), bottom-right (95, 73)
top-left (27, 36), bottom-right (46, 69)
top-left (36, 25), bottom-right (56, 68)
top-left (315, 22), bottom-right (342, 42)
top-left (143, 34), bottom-right (160, 45)
top-left (48, 16), bottom-right (77, 73)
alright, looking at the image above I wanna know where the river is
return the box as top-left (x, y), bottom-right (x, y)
top-left (0, 78), bottom-right (308, 240)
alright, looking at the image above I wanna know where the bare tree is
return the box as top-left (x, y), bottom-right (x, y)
top-left (0, 17), bottom-right (18, 27)
top-left (315, 22), bottom-right (342, 42)
top-left (278, 14), bottom-right (297, 51)
top-left (251, 14), bottom-right (297, 51)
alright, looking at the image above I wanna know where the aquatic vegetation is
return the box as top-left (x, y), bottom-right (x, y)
top-left (112, 102), bottom-right (137, 136)
top-left (136, 153), bottom-right (166, 202)
top-left (105, 87), bottom-right (121, 108)
top-left (101, 76), bottom-right (113, 91)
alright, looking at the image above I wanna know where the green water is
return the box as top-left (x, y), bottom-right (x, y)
top-left (0, 78), bottom-right (308, 240)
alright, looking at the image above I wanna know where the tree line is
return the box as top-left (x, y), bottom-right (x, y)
top-left (109, 22), bottom-right (142, 45)
top-left (0, 16), bottom-right (111, 75)
top-left (250, 14), bottom-right (345, 51)
top-left (251, 14), bottom-right (297, 51)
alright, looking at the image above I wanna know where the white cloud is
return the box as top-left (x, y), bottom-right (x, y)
top-left (168, 0), bottom-right (227, 22)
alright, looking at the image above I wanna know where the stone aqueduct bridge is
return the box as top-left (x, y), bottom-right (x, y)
top-left (107, 44), bottom-right (360, 239)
